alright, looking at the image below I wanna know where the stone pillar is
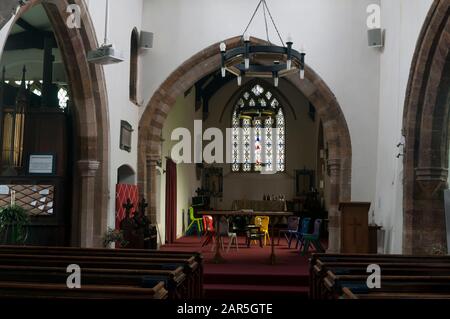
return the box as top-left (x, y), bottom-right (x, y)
top-left (78, 160), bottom-right (100, 248)
top-left (326, 158), bottom-right (341, 253)
top-left (411, 167), bottom-right (448, 254)
top-left (146, 155), bottom-right (159, 224)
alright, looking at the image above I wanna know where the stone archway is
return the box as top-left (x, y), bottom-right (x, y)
top-left (4, 0), bottom-right (110, 247)
top-left (138, 36), bottom-right (352, 253)
top-left (403, 0), bottom-right (450, 255)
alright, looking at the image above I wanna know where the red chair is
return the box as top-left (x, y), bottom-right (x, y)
top-left (201, 215), bottom-right (215, 248)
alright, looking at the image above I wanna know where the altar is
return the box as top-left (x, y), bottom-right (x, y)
top-left (231, 199), bottom-right (287, 212)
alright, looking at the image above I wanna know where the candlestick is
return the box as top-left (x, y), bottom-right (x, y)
top-left (10, 190), bottom-right (16, 206)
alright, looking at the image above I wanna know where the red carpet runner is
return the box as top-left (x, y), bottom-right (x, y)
top-left (161, 236), bottom-right (325, 300)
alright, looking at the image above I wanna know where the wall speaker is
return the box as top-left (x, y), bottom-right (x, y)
top-left (368, 28), bottom-right (383, 48)
top-left (140, 31), bottom-right (154, 49)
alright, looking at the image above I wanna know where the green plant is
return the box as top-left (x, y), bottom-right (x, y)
top-left (102, 228), bottom-right (128, 248)
top-left (0, 204), bottom-right (29, 244)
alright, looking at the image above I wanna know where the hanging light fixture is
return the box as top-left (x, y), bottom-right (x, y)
top-left (220, 0), bottom-right (306, 86)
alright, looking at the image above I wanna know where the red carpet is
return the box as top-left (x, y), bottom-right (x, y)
top-left (161, 235), bottom-right (327, 300)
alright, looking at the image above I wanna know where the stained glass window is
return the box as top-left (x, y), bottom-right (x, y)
top-left (242, 118), bottom-right (251, 172)
top-left (57, 87), bottom-right (69, 109)
top-left (231, 83), bottom-right (285, 173)
top-left (232, 110), bottom-right (240, 172)
top-left (264, 117), bottom-right (274, 172)
top-left (276, 109), bottom-right (285, 172)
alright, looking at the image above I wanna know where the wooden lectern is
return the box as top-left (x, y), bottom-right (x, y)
top-left (339, 202), bottom-right (371, 253)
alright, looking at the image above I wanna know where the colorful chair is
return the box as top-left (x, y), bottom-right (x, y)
top-left (290, 217), bottom-right (311, 248)
top-left (230, 216), bottom-right (250, 236)
top-left (255, 216), bottom-right (270, 246)
top-left (201, 215), bottom-right (215, 248)
top-left (277, 216), bottom-right (300, 245)
top-left (218, 216), bottom-right (239, 253)
top-left (299, 219), bottom-right (325, 256)
top-left (186, 207), bottom-right (203, 237)
top-left (245, 224), bottom-right (264, 248)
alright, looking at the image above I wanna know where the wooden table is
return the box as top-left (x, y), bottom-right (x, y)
top-left (197, 210), bottom-right (293, 265)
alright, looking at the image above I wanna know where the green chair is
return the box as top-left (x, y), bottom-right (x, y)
top-left (186, 207), bottom-right (203, 237)
top-left (299, 219), bottom-right (325, 256)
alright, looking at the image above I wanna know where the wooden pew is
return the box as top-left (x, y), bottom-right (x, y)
top-left (0, 264), bottom-right (185, 299)
top-left (0, 246), bottom-right (203, 299)
top-left (310, 254), bottom-right (450, 300)
top-left (0, 245), bottom-right (204, 298)
top-left (0, 281), bottom-right (168, 300)
top-left (0, 253), bottom-right (197, 299)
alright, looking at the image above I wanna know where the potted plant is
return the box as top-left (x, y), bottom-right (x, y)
top-left (0, 204), bottom-right (29, 245)
top-left (102, 228), bottom-right (128, 248)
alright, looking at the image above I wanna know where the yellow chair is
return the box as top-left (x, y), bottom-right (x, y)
top-left (255, 216), bottom-right (270, 246)
top-left (186, 207), bottom-right (203, 237)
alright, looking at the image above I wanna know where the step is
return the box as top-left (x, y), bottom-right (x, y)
top-left (204, 272), bottom-right (309, 286)
top-left (204, 283), bottom-right (309, 300)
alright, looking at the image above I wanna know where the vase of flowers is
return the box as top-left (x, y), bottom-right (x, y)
top-left (0, 204), bottom-right (29, 245)
top-left (102, 228), bottom-right (128, 248)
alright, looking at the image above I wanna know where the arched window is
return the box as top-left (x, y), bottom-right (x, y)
top-left (129, 28), bottom-right (139, 104)
top-left (231, 83), bottom-right (285, 173)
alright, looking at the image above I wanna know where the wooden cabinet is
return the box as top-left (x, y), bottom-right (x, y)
top-left (340, 202), bottom-right (371, 253)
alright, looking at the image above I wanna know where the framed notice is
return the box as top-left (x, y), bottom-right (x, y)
top-left (120, 120), bottom-right (133, 153)
top-left (28, 154), bottom-right (56, 175)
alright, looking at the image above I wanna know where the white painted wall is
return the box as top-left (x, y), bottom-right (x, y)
top-left (141, 0), bottom-right (381, 206)
top-left (374, 0), bottom-right (432, 253)
top-left (158, 91), bottom-right (202, 242)
top-left (86, 0), bottom-right (144, 229)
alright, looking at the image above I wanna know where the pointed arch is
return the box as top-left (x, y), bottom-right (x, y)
top-left (138, 36), bottom-right (352, 253)
top-left (402, 0), bottom-right (450, 254)
top-left (1, 0), bottom-right (110, 247)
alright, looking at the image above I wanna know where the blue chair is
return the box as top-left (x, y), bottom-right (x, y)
top-left (289, 217), bottom-right (311, 248)
top-left (299, 219), bottom-right (325, 256)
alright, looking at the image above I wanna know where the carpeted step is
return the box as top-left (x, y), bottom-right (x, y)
top-left (204, 283), bottom-right (309, 300)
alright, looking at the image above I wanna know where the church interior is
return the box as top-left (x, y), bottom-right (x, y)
top-left (0, 0), bottom-right (448, 304)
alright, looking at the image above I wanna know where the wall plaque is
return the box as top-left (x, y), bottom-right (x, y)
top-left (28, 154), bottom-right (55, 175)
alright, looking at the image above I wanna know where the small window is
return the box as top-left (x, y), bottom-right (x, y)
top-left (120, 121), bottom-right (133, 152)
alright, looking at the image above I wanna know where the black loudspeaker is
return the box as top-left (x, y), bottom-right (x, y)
top-left (368, 28), bottom-right (383, 48)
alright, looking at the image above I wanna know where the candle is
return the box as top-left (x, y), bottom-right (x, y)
top-left (10, 190), bottom-right (16, 206)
